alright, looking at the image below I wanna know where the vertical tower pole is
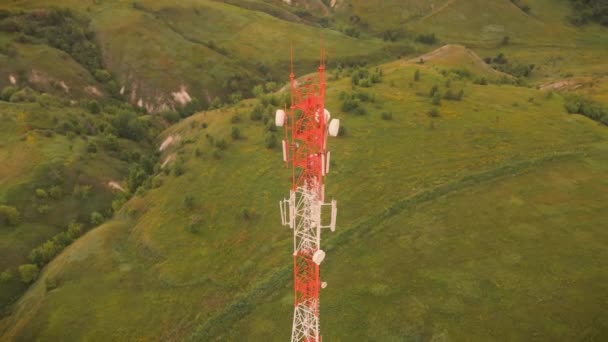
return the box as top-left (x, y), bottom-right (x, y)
top-left (277, 46), bottom-right (341, 342)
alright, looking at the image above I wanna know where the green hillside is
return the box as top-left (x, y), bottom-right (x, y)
top-left (0, 92), bottom-right (161, 315)
top-left (0, 0), bottom-right (607, 340)
top-left (2, 47), bottom-right (607, 339)
top-left (1, 1), bottom-right (409, 111)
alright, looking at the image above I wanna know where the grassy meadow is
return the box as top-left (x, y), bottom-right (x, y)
top-left (1, 50), bottom-right (606, 339)
top-left (0, 0), bottom-right (606, 340)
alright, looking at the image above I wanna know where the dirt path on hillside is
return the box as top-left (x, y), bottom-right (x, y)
top-left (108, 181), bottom-right (126, 192)
top-left (420, 0), bottom-right (456, 21)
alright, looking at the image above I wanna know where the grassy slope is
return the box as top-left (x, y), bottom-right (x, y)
top-left (2, 0), bottom-right (405, 110)
top-left (0, 100), bottom-right (140, 313)
top-left (1, 47), bottom-right (607, 339)
top-left (0, 34), bottom-right (101, 99)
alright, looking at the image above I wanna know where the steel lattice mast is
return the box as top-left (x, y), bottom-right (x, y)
top-left (276, 47), bottom-right (340, 342)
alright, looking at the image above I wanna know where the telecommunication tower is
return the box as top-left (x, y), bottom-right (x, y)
top-left (276, 47), bottom-right (340, 342)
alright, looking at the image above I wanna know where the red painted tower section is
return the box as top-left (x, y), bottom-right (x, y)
top-left (278, 47), bottom-right (339, 342)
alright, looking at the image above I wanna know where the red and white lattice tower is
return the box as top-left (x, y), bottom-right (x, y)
top-left (276, 47), bottom-right (340, 342)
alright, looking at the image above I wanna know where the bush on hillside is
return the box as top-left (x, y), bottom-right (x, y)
top-left (428, 108), bottom-right (440, 117)
top-left (231, 127), bottom-right (241, 140)
top-left (432, 92), bottom-right (442, 106)
top-left (35, 188), bottom-right (48, 199)
top-left (10, 87), bottom-right (37, 102)
top-left (383, 30), bottom-right (399, 42)
top-left (87, 100), bottom-right (101, 114)
top-left (0, 269), bottom-right (13, 283)
top-left (90, 211), bottom-right (104, 225)
top-left (0, 9), bottom-right (102, 71)
top-left (444, 89), bottom-right (464, 101)
top-left (215, 139), bottom-right (227, 150)
top-left (112, 111), bottom-right (146, 141)
top-left (250, 104), bottom-right (264, 121)
top-left (381, 112), bottom-right (393, 120)
top-left (66, 221), bottom-right (83, 240)
top-left (0, 205), bottom-right (20, 226)
top-left (564, 95), bottom-right (608, 125)
top-left (28, 240), bottom-right (60, 267)
top-left (265, 133), bottom-right (277, 149)
top-left (37, 204), bottom-right (50, 215)
top-left (49, 186), bottom-right (63, 199)
top-left (1, 86), bottom-right (17, 101)
top-left (87, 142), bottom-right (98, 153)
top-left (416, 33), bottom-right (437, 44)
top-left (161, 111), bottom-right (180, 124)
top-left (72, 184), bottom-right (92, 199)
top-left (18, 264), bottom-right (39, 284)
top-left (429, 85), bottom-right (439, 97)
top-left (567, 0), bottom-right (608, 26)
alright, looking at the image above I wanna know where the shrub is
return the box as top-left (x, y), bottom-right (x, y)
top-left (94, 69), bottom-right (112, 83)
top-left (209, 97), bottom-right (222, 109)
top-left (231, 127), bottom-right (241, 140)
top-left (252, 85), bottom-right (264, 98)
top-left (10, 87), bottom-right (36, 102)
top-left (162, 111), bottom-right (180, 124)
top-left (112, 111), bottom-right (146, 141)
top-left (49, 186), bottom-right (63, 199)
top-left (264, 82), bottom-right (277, 92)
top-left (173, 163), bottom-right (184, 177)
top-left (428, 108), bottom-right (440, 117)
top-left (0, 269), bottom-right (12, 283)
top-left (457, 89), bottom-right (464, 100)
top-left (474, 77), bottom-right (488, 85)
top-left (0, 205), bottom-right (20, 226)
top-left (416, 33), bottom-right (437, 44)
top-left (104, 133), bottom-right (119, 151)
top-left (35, 188), bottom-right (48, 199)
top-left (29, 240), bottom-right (59, 266)
top-left (72, 184), bottom-right (92, 199)
top-left (231, 114), bottom-right (241, 124)
top-left (87, 100), bottom-right (101, 114)
top-left (265, 133), bottom-right (277, 149)
top-left (212, 149), bottom-right (222, 160)
top-left (343, 26), bottom-right (360, 38)
top-left (90, 211), bottom-right (104, 225)
top-left (184, 195), bottom-right (196, 210)
top-left (1, 86), bottom-right (17, 101)
top-left (230, 92), bottom-right (242, 104)
top-left (18, 264), bottom-right (39, 284)
top-left (241, 207), bottom-right (256, 220)
top-left (215, 139), bottom-right (227, 150)
top-left (414, 69), bottom-right (420, 82)
top-left (37, 204), bottom-right (50, 215)
top-left (383, 30), bottom-right (399, 42)
top-left (381, 112), bottom-right (393, 120)
top-left (432, 92), bottom-right (442, 106)
top-left (86, 142), bottom-right (97, 153)
top-left (429, 85), bottom-right (439, 97)
top-left (67, 221), bottom-right (83, 240)
top-left (564, 95), bottom-right (608, 125)
top-left (250, 104), bottom-right (264, 121)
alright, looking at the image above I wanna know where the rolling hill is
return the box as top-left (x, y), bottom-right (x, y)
top-left (0, 0), bottom-right (607, 340)
top-left (2, 45), bottom-right (607, 340)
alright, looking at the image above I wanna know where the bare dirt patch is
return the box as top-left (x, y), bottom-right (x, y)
top-left (161, 153), bottom-right (176, 169)
top-left (108, 181), bottom-right (126, 192)
top-left (159, 134), bottom-right (181, 152)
